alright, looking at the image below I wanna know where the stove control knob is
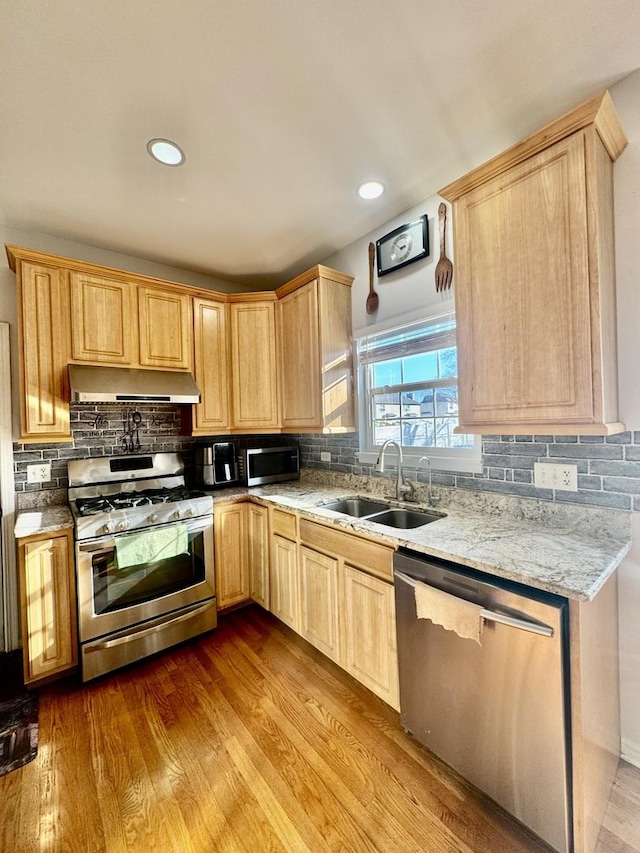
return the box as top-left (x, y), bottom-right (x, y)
top-left (100, 522), bottom-right (114, 535)
top-left (184, 507), bottom-right (195, 518)
top-left (116, 520), bottom-right (128, 532)
top-left (147, 513), bottom-right (159, 524)
top-left (171, 510), bottom-right (182, 521)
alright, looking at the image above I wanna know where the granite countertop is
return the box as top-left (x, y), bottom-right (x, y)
top-left (14, 506), bottom-right (74, 539)
top-left (14, 477), bottom-right (632, 602)
top-left (208, 480), bottom-right (631, 602)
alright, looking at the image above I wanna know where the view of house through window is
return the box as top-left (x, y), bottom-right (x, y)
top-left (357, 313), bottom-right (479, 470)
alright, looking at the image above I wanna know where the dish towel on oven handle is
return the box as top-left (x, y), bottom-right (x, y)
top-left (115, 524), bottom-right (189, 569)
top-left (413, 579), bottom-right (484, 644)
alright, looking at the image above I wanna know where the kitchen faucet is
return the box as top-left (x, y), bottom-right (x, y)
top-left (376, 440), bottom-right (411, 501)
top-left (416, 455), bottom-right (440, 508)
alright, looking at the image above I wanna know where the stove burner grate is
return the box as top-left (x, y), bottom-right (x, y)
top-left (75, 487), bottom-right (207, 517)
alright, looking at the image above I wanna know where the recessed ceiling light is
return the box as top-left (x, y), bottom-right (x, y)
top-left (146, 138), bottom-right (186, 166)
top-left (357, 180), bottom-right (385, 200)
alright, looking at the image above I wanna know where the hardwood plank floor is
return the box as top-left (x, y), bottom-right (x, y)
top-left (0, 605), bottom-right (637, 853)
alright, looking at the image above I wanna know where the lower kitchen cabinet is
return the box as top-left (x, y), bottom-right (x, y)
top-left (269, 508), bottom-right (299, 631)
top-left (270, 535), bottom-right (298, 631)
top-left (299, 545), bottom-right (340, 663)
top-left (341, 565), bottom-right (399, 710)
top-left (17, 528), bottom-right (77, 684)
top-left (214, 502), bottom-right (249, 609)
top-left (248, 503), bottom-right (269, 608)
top-left (298, 517), bottom-right (398, 708)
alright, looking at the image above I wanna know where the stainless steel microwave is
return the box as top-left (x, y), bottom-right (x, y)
top-left (238, 446), bottom-right (300, 486)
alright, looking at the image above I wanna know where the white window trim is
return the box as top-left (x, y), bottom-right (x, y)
top-left (353, 313), bottom-right (483, 476)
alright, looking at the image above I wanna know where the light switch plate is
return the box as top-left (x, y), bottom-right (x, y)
top-left (27, 462), bottom-right (52, 484)
top-left (534, 462), bottom-right (577, 491)
top-left (320, 452), bottom-right (331, 463)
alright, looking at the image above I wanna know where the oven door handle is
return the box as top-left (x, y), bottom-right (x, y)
top-left (84, 601), bottom-right (214, 653)
top-left (77, 515), bottom-right (213, 552)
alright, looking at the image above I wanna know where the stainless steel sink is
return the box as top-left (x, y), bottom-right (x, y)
top-left (322, 498), bottom-right (390, 517)
top-left (366, 508), bottom-right (442, 529)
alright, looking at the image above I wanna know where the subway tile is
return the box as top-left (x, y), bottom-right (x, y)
top-left (555, 490), bottom-right (631, 510)
top-left (548, 443), bottom-right (623, 460)
top-left (603, 476), bottom-right (640, 495)
top-left (483, 442), bottom-right (548, 457)
top-left (605, 431), bottom-right (633, 444)
top-left (577, 474), bottom-right (603, 490)
top-left (590, 459), bottom-right (640, 477)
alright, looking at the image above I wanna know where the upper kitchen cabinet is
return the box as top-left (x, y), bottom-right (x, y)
top-left (137, 284), bottom-right (193, 371)
top-left (229, 297), bottom-right (280, 432)
top-left (192, 296), bottom-right (231, 434)
top-left (15, 259), bottom-right (72, 441)
top-left (70, 271), bottom-right (137, 365)
top-left (439, 91), bottom-right (628, 435)
top-left (276, 266), bottom-right (355, 433)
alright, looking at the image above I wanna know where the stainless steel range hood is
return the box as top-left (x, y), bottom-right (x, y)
top-left (69, 364), bottom-right (201, 404)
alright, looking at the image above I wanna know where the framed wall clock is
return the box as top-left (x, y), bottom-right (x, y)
top-left (376, 215), bottom-right (429, 277)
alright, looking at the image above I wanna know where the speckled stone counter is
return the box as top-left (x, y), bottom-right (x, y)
top-left (14, 506), bottom-right (74, 539)
top-left (207, 474), bottom-right (631, 602)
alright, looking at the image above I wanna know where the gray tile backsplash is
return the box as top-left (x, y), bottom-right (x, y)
top-left (12, 407), bottom-right (640, 513)
top-left (296, 431), bottom-right (640, 513)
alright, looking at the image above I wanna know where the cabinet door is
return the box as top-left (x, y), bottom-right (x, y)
top-left (230, 301), bottom-right (280, 429)
top-left (270, 534), bottom-right (298, 631)
top-left (214, 503), bottom-right (249, 609)
top-left (278, 281), bottom-right (321, 428)
top-left (18, 262), bottom-right (71, 440)
top-left (70, 272), bottom-right (136, 364)
top-left (192, 297), bottom-right (230, 433)
top-left (19, 530), bottom-right (77, 684)
top-left (454, 133), bottom-right (594, 430)
top-left (248, 503), bottom-right (269, 608)
top-left (138, 285), bottom-right (193, 370)
top-left (299, 545), bottom-right (340, 663)
top-left (341, 565), bottom-right (399, 709)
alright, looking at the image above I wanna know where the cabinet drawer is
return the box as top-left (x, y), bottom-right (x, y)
top-left (299, 518), bottom-right (394, 581)
top-left (271, 508), bottom-right (298, 541)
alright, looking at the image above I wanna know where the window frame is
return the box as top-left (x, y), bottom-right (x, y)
top-left (354, 313), bottom-right (482, 474)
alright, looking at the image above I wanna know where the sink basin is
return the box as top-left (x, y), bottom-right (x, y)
top-left (322, 498), bottom-right (390, 517)
top-left (366, 508), bottom-right (442, 529)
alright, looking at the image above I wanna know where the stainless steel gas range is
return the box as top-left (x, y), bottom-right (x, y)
top-left (68, 453), bottom-right (216, 681)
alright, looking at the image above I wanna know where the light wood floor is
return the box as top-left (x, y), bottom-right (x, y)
top-left (0, 606), bottom-right (638, 853)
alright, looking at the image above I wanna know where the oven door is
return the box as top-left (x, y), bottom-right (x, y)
top-left (76, 515), bottom-right (215, 642)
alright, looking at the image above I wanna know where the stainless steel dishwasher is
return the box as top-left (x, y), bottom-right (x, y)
top-left (394, 549), bottom-right (572, 853)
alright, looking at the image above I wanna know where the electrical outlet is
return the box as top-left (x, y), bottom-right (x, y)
top-left (534, 462), bottom-right (577, 491)
top-left (320, 451), bottom-right (331, 463)
top-left (27, 462), bottom-right (51, 484)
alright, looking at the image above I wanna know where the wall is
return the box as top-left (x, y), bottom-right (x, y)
top-left (319, 72), bottom-right (640, 766)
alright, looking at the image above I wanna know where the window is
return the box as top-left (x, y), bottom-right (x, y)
top-left (356, 313), bottom-right (481, 473)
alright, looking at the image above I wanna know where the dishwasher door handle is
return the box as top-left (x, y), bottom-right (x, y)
top-left (480, 608), bottom-right (554, 638)
top-left (395, 570), bottom-right (554, 638)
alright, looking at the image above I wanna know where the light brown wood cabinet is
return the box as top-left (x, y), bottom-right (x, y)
top-left (269, 508), bottom-right (299, 631)
top-left (17, 261), bottom-right (72, 442)
top-left (299, 545), bottom-right (340, 663)
top-left (7, 246), bottom-right (354, 442)
top-left (342, 564), bottom-right (399, 710)
top-left (192, 296), bottom-right (231, 434)
top-left (17, 529), bottom-right (77, 684)
top-left (277, 269), bottom-right (355, 433)
top-left (439, 91), bottom-right (628, 435)
top-left (70, 271), bottom-right (136, 365)
top-left (214, 502), bottom-right (249, 609)
top-left (298, 517), bottom-right (398, 707)
top-left (137, 284), bottom-right (193, 371)
top-left (248, 503), bottom-right (269, 608)
top-left (229, 298), bottom-right (280, 431)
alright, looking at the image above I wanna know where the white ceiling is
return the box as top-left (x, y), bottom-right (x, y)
top-left (1, 0), bottom-right (639, 288)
